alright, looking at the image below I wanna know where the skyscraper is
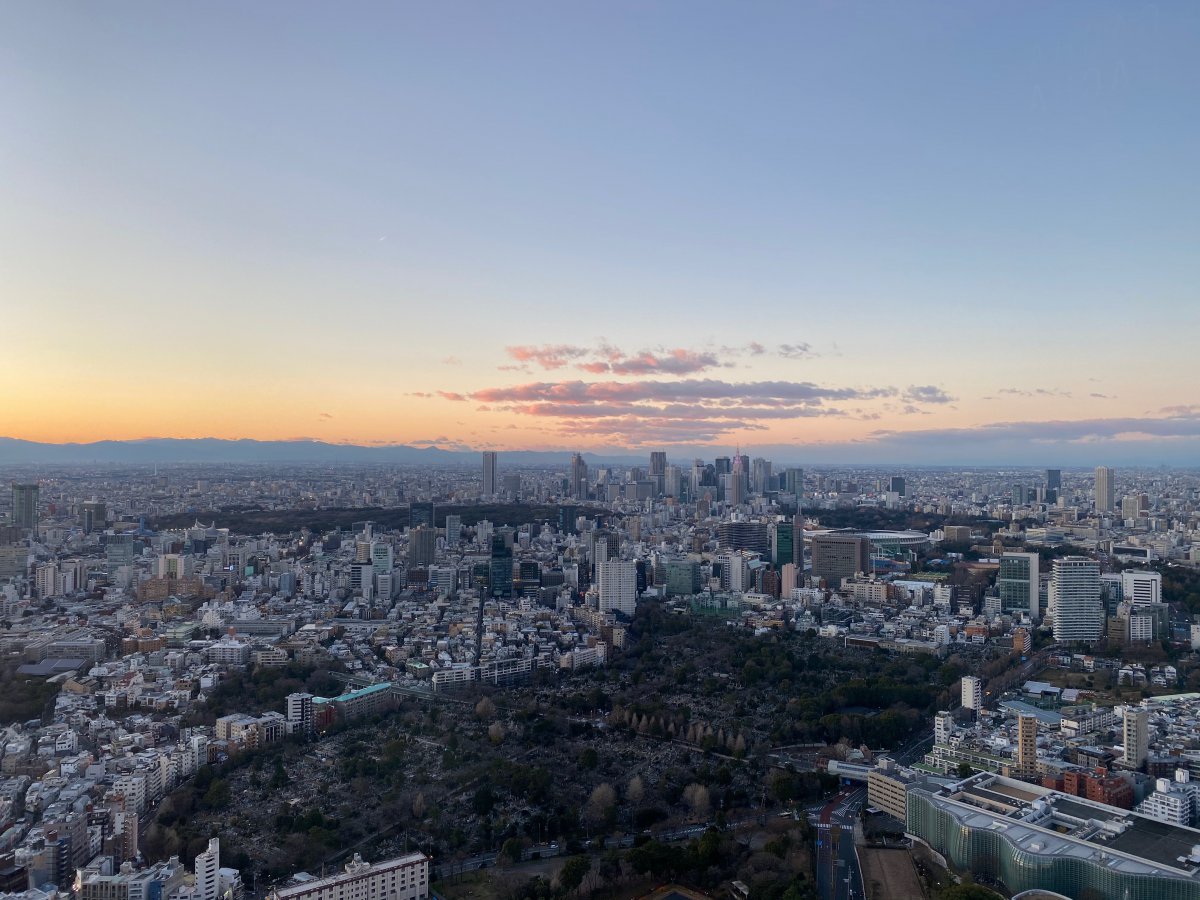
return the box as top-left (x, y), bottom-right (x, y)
top-left (489, 532), bottom-right (513, 598)
top-left (569, 453), bottom-right (588, 499)
top-left (408, 525), bottom-right (437, 568)
top-left (1095, 466), bottom-right (1116, 513)
top-left (481, 451), bottom-right (498, 496)
top-left (1050, 556), bottom-right (1103, 643)
top-left (597, 559), bottom-right (637, 616)
top-left (80, 499), bottom-right (106, 534)
top-left (649, 451), bottom-right (666, 477)
top-left (11, 483), bottom-right (38, 531)
top-left (889, 476), bottom-right (906, 497)
top-left (1046, 469), bottom-right (1062, 491)
top-left (784, 467), bottom-right (804, 496)
top-left (998, 552), bottom-right (1040, 619)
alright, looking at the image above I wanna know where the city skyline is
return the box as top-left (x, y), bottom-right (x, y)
top-left (4, 3), bottom-right (1200, 461)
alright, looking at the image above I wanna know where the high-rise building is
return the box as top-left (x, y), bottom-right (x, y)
top-left (444, 514), bottom-right (462, 547)
top-left (810, 534), bottom-right (870, 585)
top-left (770, 520), bottom-right (795, 567)
top-left (569, 453), bottom-right (588, 499)
top-left (11, 483), bottom-right (38, 531)
top-left (729, 456), bottom-right (746, 505)
top-left (488, 533), bottom-right (513, 598)
top-left (1095, 466), bottom-right (1116, 514)
top-left (1122, 570), bottom-right (1162, 606)
top-left (481, 451), bottom-right (498, 496)
top-left (889, 476), bottom-right (906, 497)
top-left (409, 502), bottom-right (435, 528)
top-left (1050, 556), bottom-right (1103, 643)
top-left (80, 500), bottom-right (106, 534)
top-left (286, 692), bottom-right (315, 737)
top-left (1046, 469), bottom-right (1062, 492)
top-left (962, 675), bottom-right (983, 711)
top-left (751, 458), bottom-right (772, 494)
top-left (408, 525), bottom-right (437, 568)
top-left (194, 837), bottom-right (220, 900)
top-left (998, 552), bottom-right (1040, 619)
top-left (1016, 714), bottom-right (1038, 777)
top-left (1122, 706), bottom-right (1149, 769)
top-left (1012, 484), bottom-right (1025, 507)
top-left (784, 467), bottom-right (804, 496)
top-left (649, 451), bottom-right (666, 477)
top-left (597, 559), bottom-right (637, 616)
top-left (370, 541), bottom-right (394, 574)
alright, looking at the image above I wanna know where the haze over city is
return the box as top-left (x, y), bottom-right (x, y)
top-left (4, 2), bottom-right (1200, 462)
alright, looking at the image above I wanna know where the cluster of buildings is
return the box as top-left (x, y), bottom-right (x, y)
top-left (2, 459), bottom-right (1200, 899)
top-left (863, 681), bottom-right (1200, 900)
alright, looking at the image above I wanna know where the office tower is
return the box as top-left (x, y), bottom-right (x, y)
top-left (1046, 468), bottom-right (1062, 492)
top-left (784, 467), bottom-right (804, 496)
top-left (444, 514), bottom-right (462, 547)
top-left (889, 476), bottom-right (906, 497)
top-left (106, 534), bottom-right (137, 575)
top-left (663, 465), bottom-right (682, 498)
top-left (1122, 706), bottom-right (1149, 768)
top-left (481, 451), bottom-right (498, 496)
top-left (1050, 556), bottom-right (1103, 643)
top-left (597, 559), bottom-right (637, 616)
top-left (716, 521), bottom-right (769, 555)
top-left (935, 711), bottom-right (954, 745)
top-left (770, 520), bottom-right (795, 567)
top-left (1095, 466), bottom-right (1116, 513)
top-left (1121, 570), bottom-right (1162, 606)
top-left (1012, 484), bottom-right (1024, 507)
top-left (194, 838), bottom-right (220, 900)
top-left (501, 474), bottom-right (521, 498)
top-left (791, 515), bottom-right (805, 570)
top-left (557, 505), bottom-right (578, 535)
top-left (810, 533), bottom-right (870, 585)
top-left (962, 675), bottom-right (983, 711)
top-left (1016, 714), bottom-right (1038, 777)
top-left (409, 502), bottom-right (435, 528)
top-left (11, 483), bottom-right (38, 531)
top-left (569, 453), bottom-right (588, 499)
top-left (780, 563), bottom-right (798, 596)
top-left (714, 457), bottom-right (731, 477)
top-left (488, 533), bottom-right (513, 598)
top-left (408, 525), bottom-right (437, 568)
top-left (751, 458), bottom-right (772, 493)
top-left (729, 455), bottom-right (747, 504)
top-left (649, 451), bottom-right (666, 477)
top-left (80, 500), bottom-right (106, 534)
top-left (998, 552), bottom-right (1040, 619)
top-left (370, 541), bottom-right (394, 574)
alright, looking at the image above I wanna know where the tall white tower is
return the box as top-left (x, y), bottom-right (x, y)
top-left (1050, 556), bottom-right (1103, 643)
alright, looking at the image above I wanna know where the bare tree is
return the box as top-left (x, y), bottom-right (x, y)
top-left (583, 782), bottom-right (617, 831)
top-left (683, 783), bottom-right (711, 820)
top-left (475, 696), bottom-right (497, 720)
top-left (626, 775), bottom-right (645, 806)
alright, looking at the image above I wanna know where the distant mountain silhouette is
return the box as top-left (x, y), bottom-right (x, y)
top-left (0, 437), bottom-right (645, 466)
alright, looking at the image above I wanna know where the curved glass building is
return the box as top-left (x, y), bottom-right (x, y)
top-left (907, 773), bottom-right (1200, 900)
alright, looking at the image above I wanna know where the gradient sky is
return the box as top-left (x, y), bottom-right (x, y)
top-left (3, 2), bottom-right (1200, 463)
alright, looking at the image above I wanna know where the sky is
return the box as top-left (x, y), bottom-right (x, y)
top-left (2, 1), bottom-right (1200, 464)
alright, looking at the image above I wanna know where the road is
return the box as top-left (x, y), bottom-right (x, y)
top-left (812, 787), bottom-right (866, 900)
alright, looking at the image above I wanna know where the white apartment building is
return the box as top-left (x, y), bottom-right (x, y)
top-left (269, 853), bottom-right (429, 900)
